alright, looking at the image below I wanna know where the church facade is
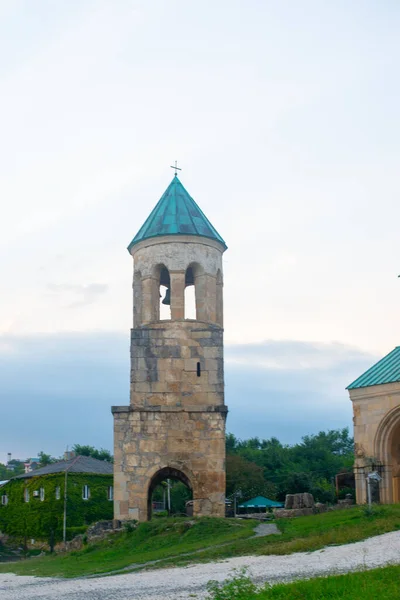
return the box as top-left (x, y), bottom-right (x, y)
top-left (348, 347), bottom-right (400, 504)
top-left (112, 175), bottom-right (227, 521)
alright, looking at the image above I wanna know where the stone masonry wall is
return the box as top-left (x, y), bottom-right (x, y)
top-left (130, 321), bottom-right (223, 408)
top-left (350, 381), bottom-right (400, 504)
top-left (113, 320), bottom-right (226, 521)
top-left (112, 405), bottom-right (226, 521)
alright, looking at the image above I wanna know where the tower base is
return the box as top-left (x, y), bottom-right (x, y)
top-left (112, 404), bottom-right (227, 521)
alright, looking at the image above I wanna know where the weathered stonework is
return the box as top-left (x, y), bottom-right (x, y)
top-left (129, 321), bottom-right (224, 408)
top-left (112, 403), bottom-right (227, 521)
top-left (112, 229), bottom-right (227, 521)
top-left (349, 381), bottom-right (400, 504)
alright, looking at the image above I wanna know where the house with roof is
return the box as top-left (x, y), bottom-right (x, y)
top-left (24, 458), bottom-right (41, 473)
top-left (0, 455), bottom-right (113, 546)
top-left (348, 347), bottom-right (400, 504)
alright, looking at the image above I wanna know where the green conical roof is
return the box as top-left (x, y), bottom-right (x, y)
top-left (127, 176), bottom-right (227, 252)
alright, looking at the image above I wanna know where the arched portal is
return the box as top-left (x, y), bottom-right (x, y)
top-left (147, 467), bottom-right (192, 519)
top-left (185, 262), bottom-right (205, 320)
top-left (375, 406), bottom-right (400, 503)
top-left (153, 264), bottom-right (171, 321)
top-left (184, 266), bottom-right (196, 319)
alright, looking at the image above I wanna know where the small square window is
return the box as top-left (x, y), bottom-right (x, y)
top-left (39, 487), bottom-right (45, 502)
top-left (107, 486), bottom-right (113, 501)
top-left (82, 485), bottom-right (90, 500)
top-left (55, 486), bottom-right (61, 500)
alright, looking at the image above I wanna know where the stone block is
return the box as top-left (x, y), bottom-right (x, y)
top-left (184, 359), bottom-right (199, 371)
top-left (208, 371), bottom-right (221, 385)
top-left (128, 508), bottom-right (139, 520)
top-left (285, 493), bottom-right (314, 509)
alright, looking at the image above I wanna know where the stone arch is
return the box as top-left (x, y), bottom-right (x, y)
top-left (153, 263), bottom-right (171, 321)
top-left (147, 466), bottom-right (193, 519)
top-left (184, 262), bottom-right (202, 320)
top-left (374, 405), bottom-right (400, 463)
top-left (374, 405), bottom-right (400, 503)
top-left (185, 262), bottom-right (209, 321)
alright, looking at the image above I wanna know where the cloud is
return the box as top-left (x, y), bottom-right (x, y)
top-left (226, 340), bottom-right (373, 371)
top-left (0, 333), bottom-right (378, 464)
top-left (47, 283), bottom-right (108, 308)
top-left (225, 341), bottom-right (377, 442)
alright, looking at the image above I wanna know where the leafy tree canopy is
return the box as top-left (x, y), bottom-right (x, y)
top-left (72, 445), bottom-right (113, 463)
top-left (38, 451), bottom-right (55, 466)
top-left (226, 428), bottom-right (354, 503)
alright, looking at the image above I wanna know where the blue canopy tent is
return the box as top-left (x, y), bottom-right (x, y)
top-left (238, 495), bottom-right (283, 512)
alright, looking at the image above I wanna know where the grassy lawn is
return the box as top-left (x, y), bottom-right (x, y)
top-left (0, 505), bottom-right (399, 578)
top-left (155, 503), bottom-right (400, 569)
top-left (0, 517), bottom-right (255, 577)
top-left (208, 565), bottom-right (400, 599)
top-left (255, 565), bottom-right (400, 599)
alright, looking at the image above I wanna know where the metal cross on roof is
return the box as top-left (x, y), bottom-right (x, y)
top-left (170, 160), bottom-right (182, 176)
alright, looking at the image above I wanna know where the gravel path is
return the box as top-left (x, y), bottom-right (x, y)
top-left (1, 530), bottom-right (400, 599)
top-left (254, 523), bottom-right (281, 537)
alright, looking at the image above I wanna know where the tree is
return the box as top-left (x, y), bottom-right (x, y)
top-left (226, 454), bottom-right (276, 500)
top-left (72, 445), bottom-right (113, 463)
top-left (225, 428), bottom-right (354, 503)
top-left (38, 451), bottom-right (54, 466)
top-left (0, 461), bottom-right (24, 480)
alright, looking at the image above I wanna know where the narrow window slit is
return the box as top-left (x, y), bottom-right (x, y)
top-left (197, 362), bottom-right (201, 377)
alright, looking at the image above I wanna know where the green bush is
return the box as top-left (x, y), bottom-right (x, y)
top-left (123, 520), bottom-right (138, 533)
top-left (361, 504), bottom-right (388, 518)
top-left (207, 568), bottom-right (257, 600)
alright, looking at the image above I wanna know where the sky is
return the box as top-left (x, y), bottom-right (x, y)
top-left (1, 0), bottom-right (399, 463)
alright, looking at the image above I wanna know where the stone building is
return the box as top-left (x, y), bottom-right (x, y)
top-left (348, 347), bottom-right (400, 504)
top-left (112, 175), bottom-right (228, 521)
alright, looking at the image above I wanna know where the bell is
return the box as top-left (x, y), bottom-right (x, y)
top-left (162, 287), bottom-right (171, 305)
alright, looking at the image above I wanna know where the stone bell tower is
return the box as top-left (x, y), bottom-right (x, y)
top-left (112, 174), bottom-right (228, 521)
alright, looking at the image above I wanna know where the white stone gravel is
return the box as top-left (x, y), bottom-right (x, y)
top-left (1, 530), bottom-right (400, 599)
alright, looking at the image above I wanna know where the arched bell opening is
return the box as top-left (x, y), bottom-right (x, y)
top-left (184, 263), bottom-right (204, 320)
top-left (184, 266), bottom-right (196, 319)
top-left (154, 264), bottom-right (171, 321)
top-left (147, 467), bottom-right (193, 519)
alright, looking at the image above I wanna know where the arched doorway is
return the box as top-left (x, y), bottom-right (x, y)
top-left (374, 406), bottom-right (400, 503)
top-left (390, 421), bottom-right (400, 502)
top-left (147, 467), bottom-right (193, 519)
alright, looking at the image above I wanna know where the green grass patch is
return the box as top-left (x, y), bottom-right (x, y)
top-left (1, 505), bottom-right (400, 578)
top-left (257, 566), bottom-right (400, 599)
top-left (0, 517), bottom-right (254, 577)
top-left (208, 567), bottom-right (400, 600)
top-left (210, 565), bottom-right (400, 599)
top-left (150, 504), bottom-right (400, 569)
